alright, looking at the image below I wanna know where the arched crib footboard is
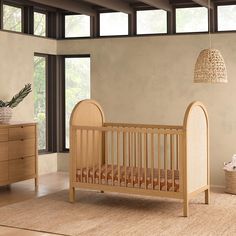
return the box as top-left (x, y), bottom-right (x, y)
top-left (183, 101), bottom-right (210, 216)
top-left (69, 100), bottom-right (209, 217)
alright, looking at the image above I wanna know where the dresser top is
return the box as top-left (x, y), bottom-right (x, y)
top-left (0, 121), bottom-right (37, 127)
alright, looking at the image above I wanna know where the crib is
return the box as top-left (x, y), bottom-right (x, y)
top-left (69, 99), bottom-right (210, 217)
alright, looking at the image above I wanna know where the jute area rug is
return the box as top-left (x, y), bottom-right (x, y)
top-left (0, 189), bottom-right (235, 236)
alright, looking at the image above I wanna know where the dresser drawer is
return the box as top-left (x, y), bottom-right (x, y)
top-left (8, 138), bottom-right (35, 160)
top-left (0, 128), bottom-right (8, 142)
top-left (0, 142), bottom-right (8, 161)
top-left (9, 125), bottom-right (35, 141)
top-left (0, 161), bottom-right (9, 182)
top-left (9, 156), bottom-right (36, 181)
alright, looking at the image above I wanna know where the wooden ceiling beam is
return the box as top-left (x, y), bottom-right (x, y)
top-left (30, 0), bottom-right (96, 16)
top-left (138, 0), bottom-right (172, 12)
top-left (83, 0), bottom-right (134, 14)
top-left (192, 0), bottom-right (214, 9)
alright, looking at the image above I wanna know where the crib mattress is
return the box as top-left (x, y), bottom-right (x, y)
top-left (76, 165), bottom-right (179, 192)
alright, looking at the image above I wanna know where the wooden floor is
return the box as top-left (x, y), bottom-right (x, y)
top-left (0, 172), bottom-right (69, 236)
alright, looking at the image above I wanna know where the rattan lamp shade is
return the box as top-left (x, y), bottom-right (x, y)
top-left (194, 49), bottom-right (227, 83)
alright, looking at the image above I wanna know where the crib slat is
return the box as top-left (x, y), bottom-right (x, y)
top-left (134, 131), bottom-right (137, 188)
top-left (117, 131), bottom-right (120, 186)
top-left (92, 130), bottom-right (95, 184)
top-left (138, 132), bottom-right (141, 188)
top-left (151, 132), bottom-right (154, 190)
top-left (176, 135), bottom-right (179, 170)
top-left (80, 130), bottom-right (83, 183)
top-left (111, 131), bottom-right (114, 186)
top-left (86, 130), bottom-right (89, 183)
top-left (99, 131), bottom-right (102, 185)
top-left (164, 134), bottom-right (168, 192)
top-left (105, 131), bottom-right (108, 184)
top-left (123, 131), bottom-right (127, 187)
top-left (134, 131), bottom-right (136, 169)
top-left (178, 134), bottom-right (183, 193)
top-left (75, 130), bottom-right (78, 182)
top-left (144, 131), bottom-right (147, 189)
top-left (131, 132), bottom-right (134, 188)
top-left (171, 134), bottom-right (175, 192)
top-left (158, 133), bottom-right (161, 191)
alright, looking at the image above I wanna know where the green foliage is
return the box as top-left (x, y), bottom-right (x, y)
top-left (65, 15), bottom-right (90, 37)
top-left (34, 56), bottom-right (46, 150)
top-left (3, 4), bottom-right (22, 32)
top-left (0, 84), bottom-right (32, 108)
top-left (8, 84), bottom-right (32, 108)
top-left (34, 12), bottom-right (46, 36)
top-left (0, 100), bottom-right (6, 108)
top-left (65, 58), bottom-right (91, 148)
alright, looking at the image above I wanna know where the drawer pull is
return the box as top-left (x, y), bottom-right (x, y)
top-left (21, 126), bottom-right (24, 128)
top-left (21, 157), bottom-right (24, 160)
top-left (21, 139), bottom-right (24, 141)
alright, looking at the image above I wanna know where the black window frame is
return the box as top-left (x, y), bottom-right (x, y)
top-left (0, 0), bottom-right (63, 39)
top-left (34, 53), bottom-right (59, 154)
top-left (174, 4), bottom-right (210, 34)
top-left (33, 9), bottom-right (48, 37)
top-left (62, 54), bottom-right (91, 152)
top-left (2, 1), bottom-right (23, 33)
top-left (136, 8), bottom-right (168, 36)
top-left (216, 2), bottom-right (236, 33)
top-left (98, 10), bottom-right (130, 37)
top-left (63, 13), bottom-right (92, 39)
top-left (34, 53), bottom-right (49, 154)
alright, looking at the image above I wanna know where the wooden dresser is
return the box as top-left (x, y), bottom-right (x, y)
top-left (0, 122), bottom-right (38, 188)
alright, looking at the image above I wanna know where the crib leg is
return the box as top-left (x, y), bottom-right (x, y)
top-left (183, 198), bottom-right (189, 217)
top-left (69, 187), bottom-right (76, 203)
top-left (205, 189), bottom-right (210, 205)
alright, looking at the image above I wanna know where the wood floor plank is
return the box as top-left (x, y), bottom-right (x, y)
top-left (0, 172), bottom-right (69, 236)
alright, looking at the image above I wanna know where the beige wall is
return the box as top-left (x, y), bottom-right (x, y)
top-left (0, 31), bottom-right (57, 175)
top-left (1, 30), bottom-right (235, 185)
top-left (0, 31), bottom-right (57, 121)
top-left (58, 33), bottom-right (236, 186)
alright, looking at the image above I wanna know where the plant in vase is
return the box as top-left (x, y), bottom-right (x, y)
top-left (0, 84), bottom-right (32, 123)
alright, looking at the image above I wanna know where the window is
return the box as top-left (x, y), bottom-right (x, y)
top-left (34, 12), bottom-right (47, 36)
top-left (34, 55), bottom-right (47, 151)
top-left (176, 7), bottom-right (208, 33)
top-left (218, 5), bottom-right (236, 31)
top-left (3, 4), bottom-right (22, 32)
top-left (65, 57), bottom-right (91, 148)
top-left (137, 9), bottom-right (167, 34)
top-left (65, 15), bottom-right (90, 38)
top-left (100, 12), bottom-right (128, 36)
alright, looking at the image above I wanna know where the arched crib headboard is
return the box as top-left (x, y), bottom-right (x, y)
top-left (183, 101), bottom-right (209, 194)
top-left (70, 99), bottom-right (105, 127)
top-left (70, 99), bottom-right (105, 171)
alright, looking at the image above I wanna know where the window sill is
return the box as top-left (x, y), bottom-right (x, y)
top-left (38, 150), bottom-right (56, 155)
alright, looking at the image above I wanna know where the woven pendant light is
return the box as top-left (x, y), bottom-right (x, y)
top-left (194, 0), bottom-right (227, 83)
top-left (194, 49), bottom-right (227, 83)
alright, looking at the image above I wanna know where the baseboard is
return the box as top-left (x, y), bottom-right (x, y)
top-left (57, 153), bottom-right (69, 172)
top-left (38, 153), bottom-right (58, 175)
top-left (210, 185), bottom-right (225, 189)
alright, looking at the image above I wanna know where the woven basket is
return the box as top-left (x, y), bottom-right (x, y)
top-left (225, 170), bottom-right (236, 195)
top-left (0, 107), bottom-right (12, 124)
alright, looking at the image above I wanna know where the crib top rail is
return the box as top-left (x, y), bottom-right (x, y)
top-left (71, 124), bottom-right (184, 135)
top-left (104, 122), bottom-right (183, 131)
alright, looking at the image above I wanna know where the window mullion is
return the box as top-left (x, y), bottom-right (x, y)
top-left (0, 0), bottom-right (3, 30)
top-left (24, 6), bottom-right (34, 34)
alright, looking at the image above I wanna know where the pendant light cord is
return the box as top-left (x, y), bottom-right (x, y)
top-left (209, 0), bottom-right (212, 49)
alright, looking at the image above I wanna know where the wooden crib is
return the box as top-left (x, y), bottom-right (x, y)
top-left (69, 99), bottom-right (210, 217)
